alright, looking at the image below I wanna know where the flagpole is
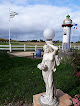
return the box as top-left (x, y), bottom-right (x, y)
top-left (70, 27), bottom-right (73, 48)
top-left (9, 8), bottom-right (10, 45)
top-left (9, 9), bottom-right (18, 46)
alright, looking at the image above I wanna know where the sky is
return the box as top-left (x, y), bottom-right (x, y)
top-left (0, 0), bottom-right (80, 42)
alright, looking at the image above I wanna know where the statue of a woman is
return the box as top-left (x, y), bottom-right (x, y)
top-left (37, 41), bottom-right (60, 106)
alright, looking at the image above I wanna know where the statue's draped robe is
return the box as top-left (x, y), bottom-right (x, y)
top-left (41, 52), bottom-right (60, 98)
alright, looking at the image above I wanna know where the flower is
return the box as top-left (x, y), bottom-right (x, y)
top-left (32, 72), bottom-right (33, 73)
top-left (75, 95), bottom-right (80, 98)
top-left (76, 72), bottom-right (80, 77)
top-left (72, 95), bottom-right (80, 106)
top-left (77, 95), bottom-right (80, 98)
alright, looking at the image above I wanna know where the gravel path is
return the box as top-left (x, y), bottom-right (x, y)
top-left (8, 51), bottom-right (44, 59)
top-left (8, 51), bottom-right (36, 57)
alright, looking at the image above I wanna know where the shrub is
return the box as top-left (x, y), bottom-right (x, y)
top-left (61, 56), bottom-right (72, 65)
top-left (69, 86), bottom-right (80, 97)
top-left (71, 50), bottom-right (80, 73)
top-left (61, 50), bottom-right (80, 74)
top-left (54, 63), bottom-right (78, 94)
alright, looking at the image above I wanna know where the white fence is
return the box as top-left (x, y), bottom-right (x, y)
top-left (0, 44), bottom-right (80, 52)
top-left (0, 44), bottom-right (43, 52)
top-left (71, 46), bottom-right (80, 50)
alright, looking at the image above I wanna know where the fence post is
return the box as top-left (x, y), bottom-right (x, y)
top-left (59, 45), bottom-right (60, 49)
top-left (78, 46), bottom-right (79, 50)
top-left (10, 44), bottom-right (12, 52)
top-left (35, 45), bottom-right (37, 51)
top-left (74, 46), bottom-right (75, 49)
top-left (24, 44), bottom-right (26, 51)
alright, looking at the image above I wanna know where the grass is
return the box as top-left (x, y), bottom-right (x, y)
top-left (0, 52), bottom-right (80, 105)
top-left (0, 41), bottom-right (80, 46)
top-left (0, 53), bottom-right (44, 105)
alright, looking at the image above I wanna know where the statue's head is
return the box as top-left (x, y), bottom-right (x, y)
top-left (43, 44), bottom-right (53, 53)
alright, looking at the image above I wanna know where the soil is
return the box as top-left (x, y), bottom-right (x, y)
top-left (3, 101), bottom-right (33, 106)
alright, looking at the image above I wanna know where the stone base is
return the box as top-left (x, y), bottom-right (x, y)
top-left (33, 89), bottom-right (72, 106)
top-left (39, 96), bottom-right (59, 106)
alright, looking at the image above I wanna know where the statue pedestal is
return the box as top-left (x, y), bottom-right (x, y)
top-left (33, 89), bottom-right (72, 106)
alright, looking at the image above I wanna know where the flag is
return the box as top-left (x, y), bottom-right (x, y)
top-left (74, 24), bottom-right (77, 26)
top-left (10, 11), bottom-right (18, 18)
top-left (74, 24), bottom-right (77, 29)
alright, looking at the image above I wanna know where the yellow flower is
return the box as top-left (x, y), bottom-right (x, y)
top-left (5, 100), bottom-right (7, 103)
top-left (32, 72), bottom-right (33, 73)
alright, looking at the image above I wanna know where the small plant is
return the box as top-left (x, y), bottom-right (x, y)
top-left (76, 72), bottom-right (80, 77)
top-left (71, 94), bottom-right (80, 106)
top-left (61, 56), bottom-right (72, 65)
top-left (61, 50), bottom-right (80, 74)
top-left (71, 50), bottom-right (80, 73)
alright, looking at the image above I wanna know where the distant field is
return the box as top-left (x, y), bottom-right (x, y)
top-left (0, 41), bottom-right (80, 46)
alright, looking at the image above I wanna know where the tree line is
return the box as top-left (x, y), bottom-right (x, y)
top-left (0, 38), bottom-right (80, 43)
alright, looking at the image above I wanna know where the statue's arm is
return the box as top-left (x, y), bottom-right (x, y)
top-left (37, 60), bottom-right (48, 71)
top-left (46, 42), bottom-right (58, 51)
top-left (46, 42), bottom-right (58, 56)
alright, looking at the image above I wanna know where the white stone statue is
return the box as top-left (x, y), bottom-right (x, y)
top-left (37, 29), bottom-right (60, 106)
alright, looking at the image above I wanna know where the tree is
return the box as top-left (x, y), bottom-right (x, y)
top-left (40, 39), bottom-right (44, 42)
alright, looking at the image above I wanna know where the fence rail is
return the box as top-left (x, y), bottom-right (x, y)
top-left (0, 48), bottom-right (9, 50)
top-left (0, 45), bottom-right (9, 47)
top-left (11, 45), bottom-right (24, 47)
top-left (0, 44), bottom-right (80, 52)
top-left (71, 46), bottom-right (80, 50)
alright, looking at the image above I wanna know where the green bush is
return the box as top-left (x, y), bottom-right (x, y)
top-left (69, 86), bottom-right (80, 97)
top-left (57, 51), bottom-right (80, 97)
top-left (61, 50), bottom-right (80, 73)
top-left (61, 56), bottom-right (72, 65)
top-left (54, 63), bottom-right (78, 94)
top-left (71, 51), bottom-right (80, 73)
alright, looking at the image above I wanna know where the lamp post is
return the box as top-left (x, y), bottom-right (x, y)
top-left (9, 8), bottom-right (18, 45)
top-left (37, 28), bottom-right (59, 106)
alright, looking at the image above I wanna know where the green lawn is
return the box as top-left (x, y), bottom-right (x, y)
top-left (0, 52), bottom-right (80, 105)
top-left (0, 41), bottom-right (80, 46)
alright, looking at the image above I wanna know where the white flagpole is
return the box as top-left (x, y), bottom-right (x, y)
top-left (70, 27), bottom-right (73, 48)
top-left (9, 8), bottom-right (18, 46)
top-left (9, 8), bottom-right (10, 45)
